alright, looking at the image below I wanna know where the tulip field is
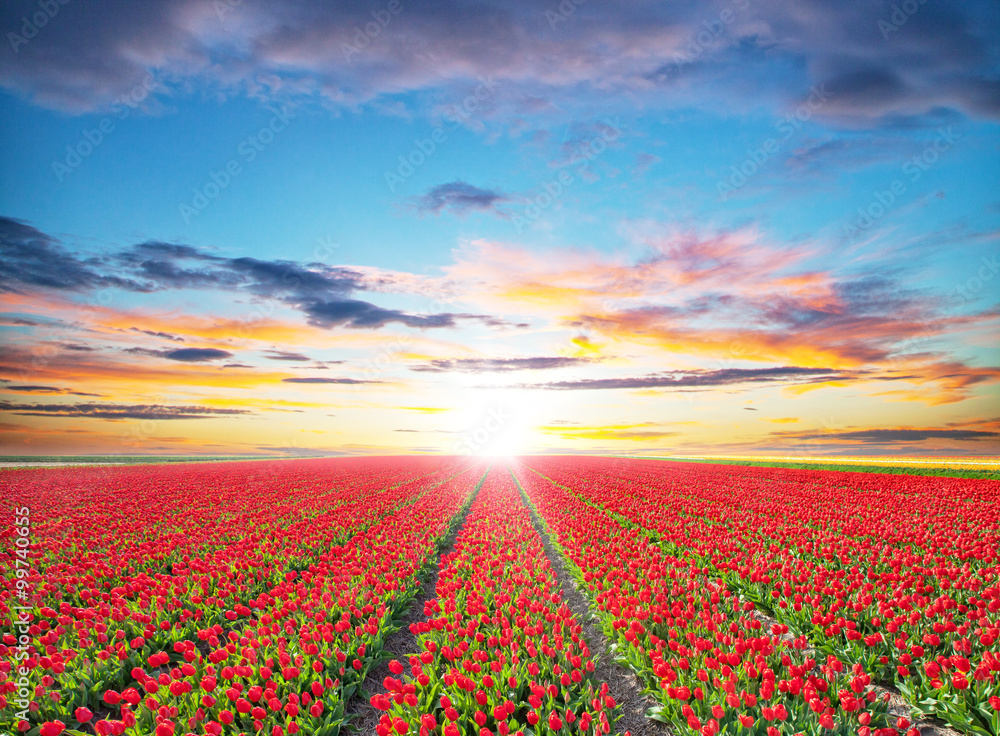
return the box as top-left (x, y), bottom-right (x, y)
top-left (1, 457), bottom-right (998, 736)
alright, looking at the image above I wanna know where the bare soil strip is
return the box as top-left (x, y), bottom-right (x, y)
top-left (509, 465), bottom-right (674, 736)
top-left (347, 466), bottom-right (488, 736)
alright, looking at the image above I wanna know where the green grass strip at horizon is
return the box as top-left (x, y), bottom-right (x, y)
top-left (625, 456), bottom-right (1000, 480)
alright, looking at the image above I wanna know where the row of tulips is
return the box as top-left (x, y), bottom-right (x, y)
top-left (3, 458), bottom-right (442, 584)
top-left (1, 458), bottom-right (483, 735)
top-left (1, 459), bottom-right (466, 727)
top-left (520, 457), bottom-right (1000, 736)
top-left (511, 461), bottom-right (907, 736)
top-left (0, 457), bottom-right (448, 640)
top-left (373, 466), bottom-right (621, 736)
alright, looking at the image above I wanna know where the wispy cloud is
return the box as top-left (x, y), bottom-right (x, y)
top-left (165, 347), bottom-right (233, 362)
top-left (412, 357), bottom-right (589, 373)
top-left (0, 401), bottom-right (251, 420)
top-left (125, 347), bottom-right (234, 362)
top-left (0, 217), bottom-right (148, 294)
top-left (4, 0), bottom-right (996, 127)
top-left (263, 350), bottom-right (311, 362)
top-left (771, 427), bottom-right (1000, 443)
top-left (633, 152), bottom-right (661, 175)
top-left (522, 366), bottom-right (842, 391)
top-left (414, 182), bottom-right (508, 217)
top-left (0, 385), bottom-right (101, 396)
top-left (443, 236), bottom-right (1000, 402)
top-left (539, 422), bottom-right (679, 441)
top-left (0, 218), bottom-right (508, 333)
top-left (281, 377), bottom-right (380, 384)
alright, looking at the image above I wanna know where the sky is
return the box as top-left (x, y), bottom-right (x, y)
top-left (0, 0), bottom-right (998, 457)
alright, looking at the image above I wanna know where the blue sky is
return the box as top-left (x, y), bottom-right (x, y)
top-left (1, 0), bottom-right (998, 456)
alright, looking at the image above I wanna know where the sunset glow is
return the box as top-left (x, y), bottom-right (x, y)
top-left (1, 0), bottom-right (998, 457)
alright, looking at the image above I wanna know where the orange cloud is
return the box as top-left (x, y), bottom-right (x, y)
top-left (538, 422), bottom-right (678, 441)
top-left (439, 236), bottom-right (999, 405)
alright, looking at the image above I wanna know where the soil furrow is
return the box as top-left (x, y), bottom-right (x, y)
top-left (509, 464), bottom-right (673, 736)
top-left (522, 464), bottom-right (961, 736)
top-left (348, 465), bottom-right (488, 736)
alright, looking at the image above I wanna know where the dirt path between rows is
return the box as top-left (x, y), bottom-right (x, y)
top-left (510, 464), bottom-right (970, 736)
top-left (510, 465), bottom-right (673, 736)
top-left (348, 470), bottom-right (485, 736)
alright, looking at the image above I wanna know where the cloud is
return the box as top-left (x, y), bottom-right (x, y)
top-left (444, 236), bottom-right (1000, 401)
top-left (772, 427), bottom-right (1000, 443)
top-left (539, 422), bottom-right (679, 441)
top-left (253, 446), bottom-right (346, 456)
top-left (1, 219), bottom-right (490, 333)
top-left (124, 240), bottom-right (527, 332)
top-left (524, 366), bottom-right (842, 391)
top-left (0, 216), bottom-right (147, 294)
top-left (467, 316), bottom-right (532, 329)
top-left (0, 316), bottom-right (42, 326)
top-left (823, 68), bottom-right (907, 109)
top-left (415, 182), bottom-right (508, 216)
top-left (633, 152), bottom-right (661, 174)
top-left (412, 356), bottom-right (589, 373)
top-left (0, 401), bottom-right (251, 420)
top-left (263, 350), bottom-right (311, 361)
top-left (286, 359), bottom-right (347, 370)
top-left (164, 347), bottom-right (233, 362)
top-left (118, 242), bottom-right (367, 296)
top-left (281, 377), bottom-right (379, 384)
top-left (0, 343), bottom-right (297, 393)
top-left (125, 346), bottom-right (233, 362)
top-left (129, 327), bottom-right (186, 342)
top-left (4, 216), bottom-right (998, 425)
top-left (0, 385), bottom-right (101, 396)
top-left (784, 135), bottom-right (913, 174)
top-left (299, 298), bottom-right (457, 329)
top-left (865, 358), bottom-right (1000, 405)
top-left (2, 0), bottom-right (996, 126)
